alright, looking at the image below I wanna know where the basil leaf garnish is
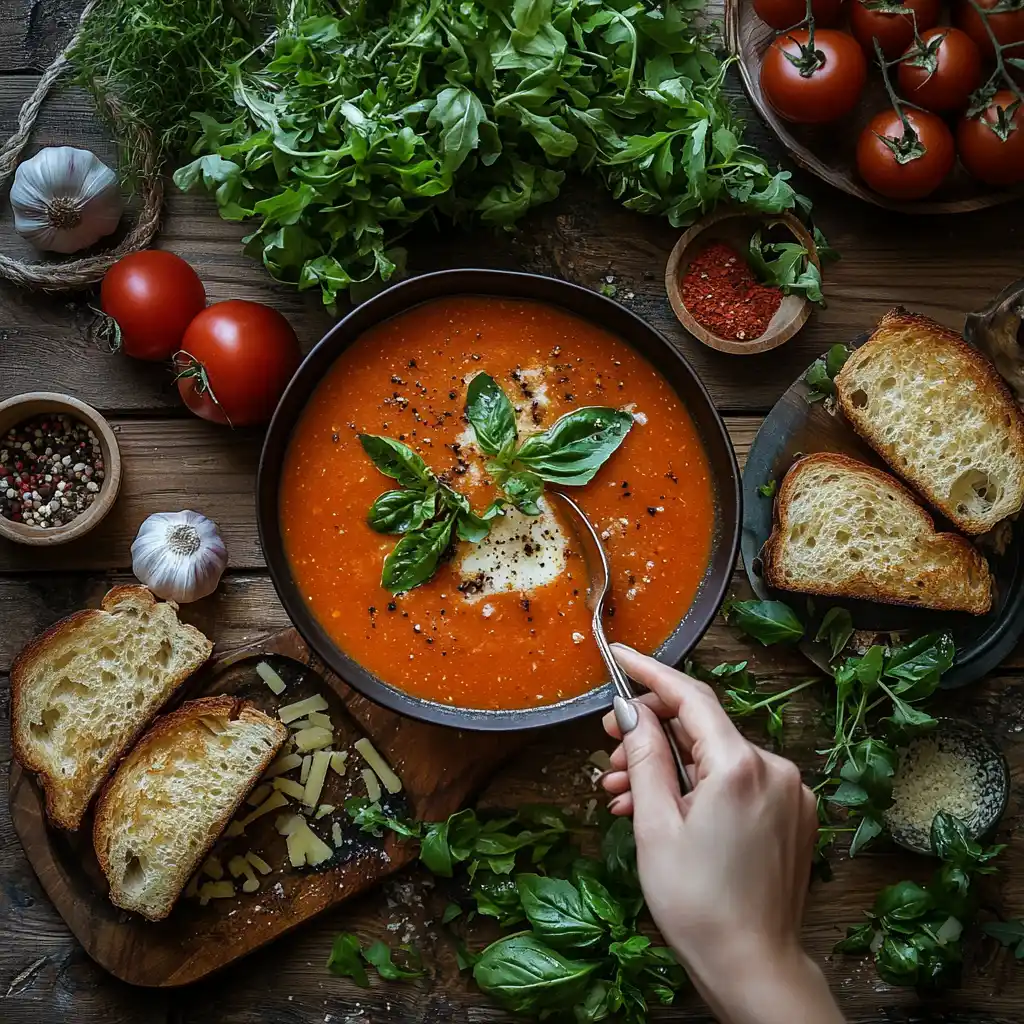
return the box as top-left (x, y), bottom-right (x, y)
top-left (380, 514), bottom-right (456, 593)
top-left (502, 470), bottom-right (544, 516)
top-left (358, 434), bottom-right (433, 488)
top-left (472, 934), bottom-right (601, 1015)
top-left (516, 875), bottom-right (606, 952)
top-left (724, 599), bottom-right (804, 645)
top-left (467, 373), bottom-right (518, 456)
top-left (367, 488), bottom-right (436, 533)
top-left (456, 508), bottom-right (492, 543)
top-left (514, 407), bottom-right (633, 485)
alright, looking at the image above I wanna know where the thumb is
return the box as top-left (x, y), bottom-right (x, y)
top-left (614, 696), bottom-right (684, 829)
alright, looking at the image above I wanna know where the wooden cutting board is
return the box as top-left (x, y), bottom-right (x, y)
top-left (9, 628), bottom-right (525, 987)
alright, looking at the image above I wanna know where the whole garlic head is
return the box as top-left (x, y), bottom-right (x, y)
top-left (10, 146), bottom-right (124, 254)
top-left (131, 511), bottom-right (228, 603)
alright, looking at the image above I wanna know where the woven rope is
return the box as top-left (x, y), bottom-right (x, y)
top-left (0, 0), bottom-right (163, 291)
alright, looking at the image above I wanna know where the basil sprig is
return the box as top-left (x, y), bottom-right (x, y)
top-left (359, 434), bottom-right (501, 594)
top-left (465, 373), bottom-right (633, 513)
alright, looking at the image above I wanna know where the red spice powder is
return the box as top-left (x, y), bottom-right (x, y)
top-left (680, 241), bottom-right (783, 341)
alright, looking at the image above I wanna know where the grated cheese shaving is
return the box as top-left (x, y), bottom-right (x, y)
top-left (256, 661), bottom-right (287, 695)
top-left (354, 737), bottom-right (403, 794)
top-left (278, 694), bottom-right (329, 724)
top-left (362, 767), bottom-right (382, 803)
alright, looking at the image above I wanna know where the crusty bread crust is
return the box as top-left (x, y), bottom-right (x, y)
top-left (763, 452), bottom-right (992, 614)
top-left (835, 307), bottom-right (1024, 535)
top-left (10, 585), bottom-right (213, 830)
top-left (92, 696), bottom-right (287, 921)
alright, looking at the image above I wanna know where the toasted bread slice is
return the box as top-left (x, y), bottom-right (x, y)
top-left (835, 308), bottom-right (1024, 535)
top-left (93, 696), bottom-right (287, 921)
top-left (11, 586), bottom-right (213, 830)
top-left (762, 453), bottom-right (992, 614)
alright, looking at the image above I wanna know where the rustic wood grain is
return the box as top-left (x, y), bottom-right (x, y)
top-left (9, 629), bottom-right (523, 987)
top-left (2, 1), bottom-right (1024, 1021)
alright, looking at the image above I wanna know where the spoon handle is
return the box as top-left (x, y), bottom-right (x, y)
top-left (592, 619), bottom-right (692, 795)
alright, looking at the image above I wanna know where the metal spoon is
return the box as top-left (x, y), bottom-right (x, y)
top-left (551, 491), bottom-right (692, 794)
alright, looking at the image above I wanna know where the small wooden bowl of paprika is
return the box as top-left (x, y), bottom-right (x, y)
top-left (665, 208), bottom-right (820, 356)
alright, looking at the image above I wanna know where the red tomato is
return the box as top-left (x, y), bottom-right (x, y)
top-left (957, 91), bottom-right (1024, 186)
top-left (753, 0), bottom-right (845, 28)
top-left (761, 29), bottom-right (868, 123)
top-left (955, 0), bottom-right (1024, 59)
top-left (850, 0), bottom-right (941, 57)
top-left (856, 108), bottom-right (955, 198)
top-left (175, 300), bottom-right (301, 426)
top-left (100, 250), bottom-right (206, 361)
top-left (897, 28), bottom-right (982, 112)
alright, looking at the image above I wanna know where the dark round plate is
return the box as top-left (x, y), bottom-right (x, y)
top-left (258, 270), bottom-right (741, 731)
top-left (741, 345), bottom-right (1024, 688)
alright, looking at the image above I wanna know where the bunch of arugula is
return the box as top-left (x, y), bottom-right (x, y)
top-left (342, 801), bottom-right (687, 1021)
top-left (361, 372), bottom-right (632, 592)
top-left (835, 813), bottom-right (1004, 989)
top-left (746, 229), bottom-right (824, 305)
top-left (168, 0), bottom-right (813, 308)
top-left (719, 599), bottom-right (954, 858)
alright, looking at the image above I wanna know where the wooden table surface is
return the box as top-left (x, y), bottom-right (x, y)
top-left (2, 4), bottom-right (1023, 1023)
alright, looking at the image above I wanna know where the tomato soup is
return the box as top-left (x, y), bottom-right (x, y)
top-left (280, 297), bottom-right (714, 710)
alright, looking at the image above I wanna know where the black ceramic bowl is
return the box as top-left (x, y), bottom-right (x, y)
top-left (258, 270), bottom-right (741, 730)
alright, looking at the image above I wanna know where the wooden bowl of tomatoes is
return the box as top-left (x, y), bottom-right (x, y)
top-left (725, 0), bottom-right (1024, 211)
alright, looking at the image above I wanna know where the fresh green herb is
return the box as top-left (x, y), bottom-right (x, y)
top-left (747, 229), bottom-right (824, 304)
top-left (836, 813), bottom-right (1004, 990)
top-left (359, 434), bottom-right (496, 593)
top-left (68, 0), bottom-right (260, 178)
top-left (814, 607), bottom-right (854, 662)
top-left (804, 344), bottom-right (851, 403)
top-left (723, 598), bottom-right (804, 645)
top-left (343, 804), bottom-right (688, 1022)
top-left (982, 919), bottom-right (1024, 959)
top-left (166, 0), bottom-right (816, 308)
top-left (686, 658), bottom-right (816, 744)
top-left (598, 283), bottom-right (618, 298)
top-left (465, 374), bottom-right (633, 513)
top-left (327, 933), bottom-right (424, 985)
top-left (757, 478), bottom-right (777, 498)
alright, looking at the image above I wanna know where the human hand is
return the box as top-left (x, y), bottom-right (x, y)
top-left (600, 644), bottom-right (843, 1024)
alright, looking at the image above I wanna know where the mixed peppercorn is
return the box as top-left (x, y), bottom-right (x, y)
top-left (681, 241), bottom-right (783, 341)
top-left (0, 414), bottom-right (105, 528)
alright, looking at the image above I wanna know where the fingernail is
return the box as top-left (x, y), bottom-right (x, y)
top-left (610, 642), bottom-right (638, 654)
top-left (607, 795), bottom-right (623, 813)
top-left (613, 695), bottom-right (639, 734)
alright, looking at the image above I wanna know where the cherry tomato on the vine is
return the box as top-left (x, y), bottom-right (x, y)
top-left (761, 28), bottom-right (868, 123)
top-left (100, 250), bottom-right (206, 361)
top-left (957, 91), bottom-right (1024, 186)
top-left (850, 0), bottom-right (941, 57)
top-left (897, 28), bottom-right (982, 112)
top-left (175, 300), bottom-right (302, 427)
top-left (856, 108), bottom-right (955, 199)
top-left (753, 0), bottom-right (845, 29)
top-left (955, 0), bottom-right (1024, 60)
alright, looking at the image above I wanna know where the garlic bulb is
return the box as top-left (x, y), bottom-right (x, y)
top-left (131, 511), bottom-right (228, 603)
top-left (10, 146), bottom-right (124, 254)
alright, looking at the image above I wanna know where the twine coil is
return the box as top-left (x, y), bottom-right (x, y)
top-left (0, 0), bottom-right (163, 291)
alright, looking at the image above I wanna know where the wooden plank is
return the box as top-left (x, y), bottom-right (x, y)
top-left (1, 75), bottom-right (1019, 416)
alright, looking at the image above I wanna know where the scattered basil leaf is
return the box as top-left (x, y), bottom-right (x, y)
top-left (473, 935), bottom-right (602, 1015)
top-left (441, 902), bottom-right (464, 925)
top-left (327, 933), bottom-right (369, 987)
top-left (502, 470), bottom-right (545, 516)
top-left (982, 920), bottom-right (1024, 958)
top-left (466, 373), bottom-right (518, 456)
top-left (804, 344), bottom-right (851, 402)
top-left (723, 598), bottom-right (804, 645)
top-left (815, 607), bottom-right (854, 661)
top-left (516, 874), bottom-right (607, 952)
top-left (757, 478), bottom-right (777, 498)
top-left (362, 941), bottom-right (426, 980)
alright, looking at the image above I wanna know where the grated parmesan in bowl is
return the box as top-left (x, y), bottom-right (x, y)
top-left (885, 719), bottom-right (1009, 855)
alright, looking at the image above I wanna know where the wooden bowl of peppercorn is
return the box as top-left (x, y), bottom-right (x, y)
top-left (0, 392), bottom-right (122, 546)
top-left (665, 208), bottom-right (820, 356)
